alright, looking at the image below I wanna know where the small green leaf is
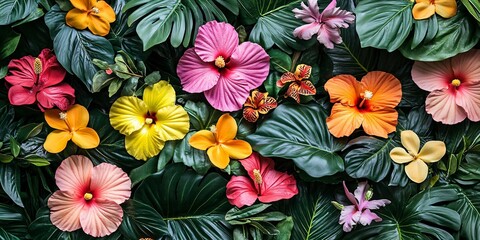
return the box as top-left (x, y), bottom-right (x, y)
top-left (129, 157), bottom-right (159, 186)
top-left (268, 49), bottom-right (291, 73)
top-left (0, 154), bottom-right (13, 164)
top-left (274, 216), bottom-right (294, 240)
top-left (0, 27), bottom-right (21, 60)
top-left (16, 122), bottom-right (43, 143)
top-left (25, 155), bottom-right (50, 167)
top-left (0, 164), bottom-right (23, 208)
top-left (144, 71), bottom-right (161, 86)
top-left (108, 79), bottom-right (123, 97)
top-left (226, 204), bottom-right (272, 222)
top-left (9, 137), bottom-right (20, 158)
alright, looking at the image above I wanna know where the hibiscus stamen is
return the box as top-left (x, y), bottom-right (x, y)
top-left (145, 118), bottom-right (153, 125)
top-left (358, 90), bottom-right (373, 108)
top-left (34, 58), bottom-right (42, 74)
top-left (214, 56), bottom-right (226, 68)
top-left (91, 7), bottom-right (100, 14)
top-left (59, 112), bottom-right (67, 120)
top-left (253, 169), bottom-right (262, 184)
top-left (83, 192), bottom-right (93, 201)
top-left (451, 79), bottom-right (461, 87)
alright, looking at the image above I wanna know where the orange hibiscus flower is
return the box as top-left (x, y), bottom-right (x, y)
top-left (276, 64), bottom-right (316, 103)
top-left (66, 0), bottom-right (116, 36)
top-left (324, 71), bottom-right (402, 138)
top-left (243, 90), bottom-right (277, 123)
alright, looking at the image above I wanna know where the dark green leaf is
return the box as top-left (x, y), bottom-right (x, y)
top-left (0, 0), bottom-right (37, 25)
top-left (9, 137), bottom-right (20, 158)
top-left (129, 157), bottom-right (159, 186)
top-left (0, 154), bottom-right (13, 164)
top-left (462, 0), bottom-right (480, 22)
top-left (108, 79), bottom-right (123, 97)
top-left (0, 27), bottom-right (21, 60)
top-left (173, 131), bottom-right (211, 174)
top-left (273, 216), bottom-right (293, 240)
top-left (25, 155), bottom-right (50, 167)
top-left (226, 204), bottom-right (272, 222)
top-left (11, 7), bottom-right (45, 27)
top-left (16, 122), bottom-right (43, 143)
top-left (0, 164), bottom-right (23, 207)
top-left (0, 227), bottom-right (20, 240)
top-left (144, 71), bottom-right (161, 85)
top-left (447, 185), bottom-right (480, 239)
top-left (120, 199), bottom-right (168, 239)
top-left (184, 100), bottom-right (222, 130)
top-left (0, 203), bottom-right (27, 238)
top-left (263, 72), bottom-right (282, 98)
top-left (268, 49), bottom-right (291, 73)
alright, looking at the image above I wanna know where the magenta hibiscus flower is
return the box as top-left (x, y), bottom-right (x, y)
top-left (411, 49), bottom-right (480, 125)
top-left (177, 21), bottom-right (270, 111)
top-left (48, 155), bottom-right (131, 237)
top-left (5, 48), bottom-right (75, 111)
top-left (226, 153), bottom-right (298, 208)
top-left (293, 0), bottom-right (355, 49)
top-left (339, 181), bottom-right (390, 232)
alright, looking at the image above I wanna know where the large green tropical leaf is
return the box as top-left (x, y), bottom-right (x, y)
top-left (247, 103), bottom-right (346, 178)
top-left (0, 203), bottom-right (28, 238)
top-left (0, 26), bottom-right (21, 60)
top-left (0, 228), bottom-right (20, 240)
top-left (120, 200), bottom-right (168, 239)
top-left (461, 0), bottom-right (480, 22)
top-left (133, 164), bottom-right (232, 239)
top-left (447, 184), bottom-right (480, 239)
top-left (0, 164), bottom-right (23, 208)
top-left (123, 0), bottom-right (238, 50)
top-left (0, 0), bottom-right (37, 25)
top-left (173, 132), bottom-right (211, 174)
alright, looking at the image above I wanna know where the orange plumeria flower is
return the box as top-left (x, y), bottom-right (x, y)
top-left (412, 0), bottom-right (457, 20)
top-left (66, 0), bottom-right (116, 36)
top-left (276, 64), bottom-right (316, 103)
top-left (44, 104), bottom-right (100, 153)
top-left (324, 71), bottom-right (402, 138)
top-left (189, 114), bottom-right (252, 169)
top-left (243, 90), bottom-right (277, 123)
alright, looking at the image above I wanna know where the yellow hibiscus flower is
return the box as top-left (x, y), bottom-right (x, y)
top-left (109, 81), bottom-right (189, 160)
top-left (66, 0), bottom-right (116, 36)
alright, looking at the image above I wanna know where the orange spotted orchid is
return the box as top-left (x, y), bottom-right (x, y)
top-left (243, 90), bottom-right (277, 123)
top-left (276, 64), bottom-right (316, 103)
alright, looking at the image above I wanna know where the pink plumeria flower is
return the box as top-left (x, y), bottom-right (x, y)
top-left (47, 155), bottom-right (131, 237)
top-left (337, 181), bottom-right (390, 232)
top-left (5, 48), bottom-right (75, 111)
top-left (226, 153), bottom-right (298, 208)
top-left (293, 0), bottom-right (355, 49)
top-left (177, 21), bottom-right (270, 112)
top-left (411, 49), bottom-right (480, 125)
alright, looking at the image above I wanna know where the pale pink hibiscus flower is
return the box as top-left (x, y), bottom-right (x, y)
top-left (48, 155), bottom-right (131, 237)
top-left (411, 49), bottom-right (480, 124)
top-left (226, 153), bottom-right (298, 208)
top-left (293, 0), bottom-right (355, 49)
top-left (177, 21), bottom-right (270, 112)
top-left (5, 48), bottom-right (75, 111)
top-left (338, 181), bottom-right (390, 232)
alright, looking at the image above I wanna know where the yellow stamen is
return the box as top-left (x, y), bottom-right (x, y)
top-left (145, 118), bottom-right (153, 125)
top-left (253, 169), bottom-right (262, 184)
top-left (209, 125), bottom-right (217, 134)
top-left (59, 112), bottom-right (67, 120)
top-left (34, 58), bottom-right (42, 74)
top-left (84, 193), bottom-right (93, 201)
top-left (451, 79), bottom-right (461, 87)
top-left (215, 56), bottom-right (226, 68)
top-left (91, 7), bottom-right (100, 14)
top-left (363, 90), bottom-right (373, 100)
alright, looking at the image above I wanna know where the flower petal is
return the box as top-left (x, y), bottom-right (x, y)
top-left (177, 48), bottom-right (220, 93)
top-left (258, 168), bottom-right (298, 203)
top-left (405, 159), bottom-right (429, 183)
top-left (434, 0), bottom-right (457, 18)
top-left (456, 82), bottom-right (480, 122)
top-left (109, 96), bottom-right (147, 135)
top-left (227, 42), bottom-right (270, 89)
top-left (90, 163), bottom-right (131, 204)
top-left (417, 141), bottom-right (446, 163)
top-left (66, 8), bottom-right (89, 30)
top-left (426, 88), bottom-right (467, 124)
top-left (207, 145), bottom-right (230, 169)
top-left (5, 56), bottom-right (36, 87)
top-left (412, 1), bottom-right (436, 20)
top-left (321, 1), bottom-right (355, 28)
top-left (125, 125), bottom-right (165, 161)
top-left (44, 130), bottom-right (72, 153)
top-left (54, 155), bottom-right (93, 193)
top-left (48, 190), bottom-right (84, 232)
top-left (339, 205), bottom-right (357, 232)
top-left (257, 96), bottom-right (277, 114)
top-left (277, 72), bottom-right (297, 87)
top-left (342, 181), bottom-right (357, 206)
top-left (70, 0), bottom-right (95, 10)
top-left (451, 49), bottom-right (480, 85)
top-left (194, 21), bottom-right (238, 62)
top-left (243, 107), bottom-right (260, 123)
top-left (297, 80), bottom-right (316, 96)
top-left (72, 128), bottom-right (100, 149)
top-left (143, 81), bottom-right (175, 113)
top-left (324, 74), bottom-right (360, 106)
top-left (400, 130), bottom-right (420, 156)
top-left (155, 105), bottom-right (190, 141)
top-left (216, 113), bottom-right (237, 143)
top-left (358, 209), bottom-right (382, 226)
top-left (189, 130), bottom-right (216, 150)
top-left (38, 49), bottom-right (67, 87)
top-left (292, 0), bottom-right (320, 23)
top-left (7, 85), bottom-right (36, 106)
top-left (353, 181), bottom-right (368, 207)
top-left (295, 64), bottom-right (312, 80)
top-left (317, 24), bottom-right (342, 49)
top-left (361, 108), bottom-right (398, 138)
top-left (79, 199), bottom-right (123, 237)
top-left (285, 82), bottom-right (302, 103)
top-left (226, 176), bottom-right (258, 208)
top-left (88, 15), bottom-right (111, 36)
top-left (390, 147), bottom-right (415, 164)
top-left (361, 71), bottom-right (402, 109)
top-left (240, 153), bottom-right (273, 178)
top-left (364, 199), bottom-right (391, 210)
top-left (326, 103), bottom-right (363, 138)
top-left (293, 22), bottom-right (320, 40)
top-left (36, 83), bottom-right (75, 111)
top-left (221, 140), bottom-right (252, 160)
top-left (44, 108), bottom-right (69, 130)
top-left (66, 104), bottom-right (90, 131)
top-left (411, 60), bottom-right (452, 92)
top-left (93, 1), bottom-right (116, 23)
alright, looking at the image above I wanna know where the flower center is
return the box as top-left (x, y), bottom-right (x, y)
top-left (253, 169), bottom-right (262, 184)
top-left (209, 125), bottom-right (217, 134)
top-left (451, 79), bottom-right (461, 87)
top-left (359, 90), bottom-right (373, 108)
top-left (91, 7), bottom-right (100, 14)
top-left (215, 56), bottom-right (226, 68)
top-left (59, 112), bottom-right (67, 120)
top-left (145, 118), bottom-right (153, 125)
top-left (84, 192), bottom-right (93, 201)
top-left (34, 58), bottom-right (42, 74)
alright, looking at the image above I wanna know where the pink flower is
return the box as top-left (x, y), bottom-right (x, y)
top-left (338, 181), bottom-right (390, 232)
top-left (226, 153), bottom-right (298, 208)
top-left (47, 155), bottom-right (131, 237)
top-left (177, 21), bottom-right (270, 111)
top-left (293, 0), bottom-right (355, 49)
top-left (411, 49), bottom-right (480, 124)
top-left (5, 49), bottom-right (75, 111)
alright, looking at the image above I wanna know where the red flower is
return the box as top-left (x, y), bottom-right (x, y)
top-left (276, 64), bottom-right (316, 103)
top-left (5, 49), bottom-right (75, 111)
top-left (226, 153), bottom-right (298, 208)
top-left (243, 90), bottom-right (277, 122)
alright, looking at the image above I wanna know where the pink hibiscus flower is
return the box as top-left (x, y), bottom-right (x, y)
top-left (4, 48), bottom-right (75, 111)
top-left (339, 181), bottom-right (390, 232)
top-left (47, 155), bottom-right (131, 237)
top-left (293, 0), bottom-right (355, 49)
top-left (177, 21), bottom-right (270, 112)
top-left (226, 153), bottom-right (298, 208)
top-left (411, 49), bottom-right (480, 124)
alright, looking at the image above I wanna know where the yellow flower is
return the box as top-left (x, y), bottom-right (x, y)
top-left (109, 81), bottom-right (189, 160)
top-left (412, 0), bottom-right (457, 20)
top-left (390, 130), bottom-right (446, 183)
top-left (189, 114), bottom-right (252, 169)
top-left (44, 104), bottom-right (100, 153)
top-left (66, 0), bottom-right (116, 36)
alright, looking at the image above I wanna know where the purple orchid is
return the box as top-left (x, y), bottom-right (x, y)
top-left (293, 0), bottom-right (355, 49)
top-left (338, 181), bottom-right (391, 232)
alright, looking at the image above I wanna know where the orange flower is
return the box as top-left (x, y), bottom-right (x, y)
top-left (189, 114), bottom-right (252, 169)
top-left (66, 0), bottom-right (116, 36)
top-left (276, 64), bottom-right (316, 103)
top-left (412, 0), bottom-right (457, 20)
top-left (324, 71), bottom-right (402, 138)
top-left (243, 90), bottom-right (277, 122)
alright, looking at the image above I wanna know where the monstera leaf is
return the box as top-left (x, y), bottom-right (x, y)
top-left (447, 184), bottom-right (480, 240)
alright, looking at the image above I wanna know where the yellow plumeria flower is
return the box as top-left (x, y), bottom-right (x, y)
top-left (109, 81), bottom-right (189, 160)
top-left (189, 113), bottom-right (252, 169)
top-left (412, 0), bottom-right (457, 20)
top-left (390, 130), bottom-right (446, 183)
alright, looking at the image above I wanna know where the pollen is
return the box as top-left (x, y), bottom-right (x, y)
top-left (84, 192), bottom-right (93, 201)
top-left (59, 112), bottom-right (67, 120)
top-left (451, 79), bottom-right (461, 87)
top-left (34, 58), bottom-right (42, 74)
top-left (145, 118), bottom-right (153, 125)
top-left (91, 7), bottom-right (100, 14)
top-left (215, 56), bottom-right (226, 68)
top-left (363, 90), bottom-right (373, 100)
top-left (253, 169), bottom-right (262, 184)
top-left (209, 125), bottom-right (217, 134)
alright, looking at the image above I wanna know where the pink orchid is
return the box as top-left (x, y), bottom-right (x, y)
top-left (177, 21), bottom-right (270, 112)
top-left (293, 0), bottom-right (355, 49)
top-left (338, 181), bottom-right (390, 232)
top-left (5, 49), bottom-right (75, 111)
top-left (226, 153), bottom-right (298, 208)
top-left (47, 155), bottom-right (131, 237)
top-left (411, 49), bottom-right (480, 124)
